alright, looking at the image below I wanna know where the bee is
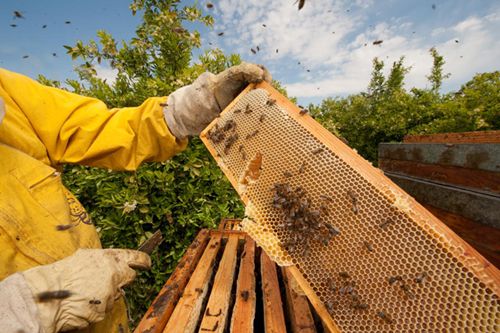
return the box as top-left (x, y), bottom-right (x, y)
top-left (173, 27), bottom-right (186, 34)
top-left (42, 24), bottom-right (47, 28)
top-left (218, 32), bottom-right (224, 36)
top-left (238, 144), bottom-right (244, 152)
top-left (339, 271), bottom-right (350, 279)
top-left (319, 194), bottom-right (333, 202)
top-left (234, 108), bottom-right (242, 114)
top-left (256, 46), bottom-right (260, 51)
top-left (52, 53), bottom-right (57, 57)
top-left (388, 276), bottom-right (403, 285)
top-left (241, 151), bottom-right (247, 161)
top-left (65, 21), bottom-right (71, 24)
top-left (36, 290), bottom-right (73, 302)
top-left (10, 24), bottom-right (17, 28)
top-left (259, 113), bottom-right (266, 122)
top-left (245, 130), bottom-right (259, 140)
top-left (297, 0), bottom-right (306, 11)
top-left (13, 11), bottom-right (25, 19)
top-left (379, 218), bottom-right (395, 230)
top-left (266, 98), bottom-right (276, 106)
top-left (312, 147), bottom-right (324, 155)
top-left (276, 49), bottom-right (279, 53)
top-left (352, 302), bottom-right (368, 310)
top-left (89, 299), bottom-right (101, 305)
top-left (298, 161), bottom-right (306, 173)
top-left (240, 290), bottom-right (249, 301)
top-left (206, 3), bottom-right (214, 9)
top-left (195, 288), bottom-right (203, 293)
top-left (376, 311), bottom-right (393, 324)
top-left (22, 55), bottom-right (29, 59)
top-left (347, 190), bottom-right (359, 214)
top-left (251, 48), bottom-right (256, 54)
top-left (283, 171), bottom-right (293, 178)
top-left (56, 224), bottom-right (75, 231)
top-left (159, 102), bottom-right (168, 107)
top-left (415, 272), bottom-right (428, 284)
top-left (326, 277), bottom-right (336, 292)
top-left (223, 133), bottom-right (238, 154)
top-left (244, 104), bottom-right (252, 114)
top-left (373, 40), bottom-right (383, 45)
top-left (319, 204), bottom-right (329, 215)
top-left (363, 241), bottom-right (373, 252)
top-left (325, 300), bottom-right (337, 313)
top-left (401, 284), bottom-right (415, 299)
top-left (299, 107), bottom-right (308, 115)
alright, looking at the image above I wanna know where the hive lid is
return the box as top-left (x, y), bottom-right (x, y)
top-left (200, 82), bottom-right (500, 332)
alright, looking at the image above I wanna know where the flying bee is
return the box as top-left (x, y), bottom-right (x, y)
top-left (266, 98), bottom-right (276, 106)
top-left (37, 290), bottom-right (73, 302)
top-left (297, 0), bottom-right (306, 10)
top-left (206, 2), bottom-right (214, 9)
top-left (65, 21), bottom-right (71, 24)
top-left (10, 24), bottom-right (17, 28)
top-left (299, 107), bottom-right (309, 115)
top-left (42, 24), bottom-right (47, 28)
top-left (388, 276), bottom-right (403, 285)
top-left (363, 241), bottom-right (373, 252)
top-left (218, 32), bottom-right (224, 36)
top-left (377, 311), bottom-right (393, 324)
top-left (13, 11), bottom-right (25, 19)
top-left (256, 46), bottom-right (260, 51)
top-left (312, 147), bottom-right (324, 155)
top-left (251, 48), bottom-right (256, 54)
top-left (22, 55), bottom-right (29, 59)
top-left (415, 272), bottom-right (428, 284)
top-left (373, 40), bottom-right (383, 45)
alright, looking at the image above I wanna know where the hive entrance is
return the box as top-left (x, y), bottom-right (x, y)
top-left (201, 82), bottom-right (499, 332)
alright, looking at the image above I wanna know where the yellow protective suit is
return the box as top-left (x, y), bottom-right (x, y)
top-left (0, 68), bottom-right (187, 332)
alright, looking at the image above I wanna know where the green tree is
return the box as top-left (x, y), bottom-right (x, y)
top-left (427, 47), bottom-right (451, 92)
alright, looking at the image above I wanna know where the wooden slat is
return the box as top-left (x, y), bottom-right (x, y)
top-left (230, 237), bottom-right (256, 333)
top-left (260, 250), bottom-right (287, 333)
top-left (404, 130), bottom-right (500, 144)
top-left (134, 229), bottom-right (210, 333)
top-left (424, 204), bottom-right (500, 269)
top-left (198, 234), bottom-right (240, 333)
top-left (282, 267), bottom-right (317, 333)
top-left (378, 143), bottom-right (500, 172)
top-left (379, 158), bottom-right (500, 194)
top-left (163, 234), bottom-right (222, 333)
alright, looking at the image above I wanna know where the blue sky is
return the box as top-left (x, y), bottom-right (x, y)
top-left (1, 0), bottom-right (499, 105)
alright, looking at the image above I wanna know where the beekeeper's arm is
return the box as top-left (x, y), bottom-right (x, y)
top-left (0, 249), bottom-right (150, 333)
top-left (0, 64), bottom-right (270, 171)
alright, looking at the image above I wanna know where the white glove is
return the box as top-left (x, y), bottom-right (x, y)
top-left (164, 62), bottom-right (272, 139)
top-left (0, 249), bottom-right (151, 333)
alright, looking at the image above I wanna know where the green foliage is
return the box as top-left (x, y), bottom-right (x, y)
top-left (41, 0), bottom-right (244, 327)
top-left (313, 48), bottom-right (499, 163)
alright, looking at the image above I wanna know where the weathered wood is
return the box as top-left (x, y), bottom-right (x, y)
top-left (424, 204), bottom-right (500, 268)
top-left (404, 130), bottom-right (500, 144)
top-left (218, 218), bottom-right (242, 231)
top-left (379, 158), bottom-right (500, 194)
top-left (260, 251), bottom-right (287, 333)
top-left (378, 143), bottom-right (500, 173)
top-left (386, 171), bottom-right (500, 229)
top-left (163, 234), bottom-right (222, 333)
top-left (198, 234), bottom-right (240, 333)
top-left (134, 229), bottom-right (209, 333)
top-left (230, 237), bottom-right (256, 333)
top-left (282, 267), bottom-right (317, 333)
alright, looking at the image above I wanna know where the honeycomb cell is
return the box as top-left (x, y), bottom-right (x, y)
top-left (202, 88), bottom-right (500, 332)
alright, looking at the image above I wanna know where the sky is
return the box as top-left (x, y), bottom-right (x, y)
top-left (1, 0), bottom-right (499, 105)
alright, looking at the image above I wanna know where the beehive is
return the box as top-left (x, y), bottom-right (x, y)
top-left (200, 82), bottom-right (499, 332)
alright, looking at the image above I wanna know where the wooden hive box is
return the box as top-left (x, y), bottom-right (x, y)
top-left (135, 221), bottom-right (326, 333)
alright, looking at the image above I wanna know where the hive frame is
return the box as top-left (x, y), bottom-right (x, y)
top-left (200, 82), bottom-right (500, 332)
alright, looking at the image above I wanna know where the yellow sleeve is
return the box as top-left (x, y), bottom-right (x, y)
top-left (0, 68), bottom-right (187, 171)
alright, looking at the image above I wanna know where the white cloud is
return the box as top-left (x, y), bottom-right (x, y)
top-left (210, 1), bottom-right (500, 100)
top-left (94, 63), bottom-right (118, 84)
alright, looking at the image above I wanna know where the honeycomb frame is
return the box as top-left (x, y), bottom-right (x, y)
top-left (200, 82), bottom-right (500, 332)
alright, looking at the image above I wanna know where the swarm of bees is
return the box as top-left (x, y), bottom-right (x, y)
top-left (273, 182), bottom-right (340, 256)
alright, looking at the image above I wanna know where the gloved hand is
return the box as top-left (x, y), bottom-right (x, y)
top-left (1, 249), bottom-right (150, 333)
top-left (164, 62), bottom-right (272, 139)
